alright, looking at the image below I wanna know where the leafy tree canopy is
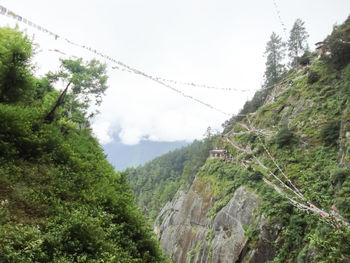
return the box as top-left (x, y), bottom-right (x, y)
top-left (0, 27), bottom-right (34, 103)
top-left (45, 58), bottom-right (108, 122)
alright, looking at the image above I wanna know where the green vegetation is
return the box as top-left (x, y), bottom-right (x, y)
top-left (0, 27), bottom-right (167, 262)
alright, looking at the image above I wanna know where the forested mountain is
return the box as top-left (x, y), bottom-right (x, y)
top-left (127, 16), bottom-right (350, 262)
top-left (0, 27), bottom-right (168, 262)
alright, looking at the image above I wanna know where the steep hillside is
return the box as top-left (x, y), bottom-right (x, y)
top-left (128, 17), bottom-right (350, 262)
top-left (0, 27), bottom-right (168, 262)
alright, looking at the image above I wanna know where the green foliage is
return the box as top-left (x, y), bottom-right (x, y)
top-left (197, 160), bottom-right (259, 199)
top-left (320, 120), bottom-right (340, 146)
top-left (0, 27), bottom-right (168, 263)
top-left (0, 224), bottom-right (45, 262)
top-left (276, 127), bottom-right (296, 148)
top-left (0, 104), bottom-right (44, 159)
top-left (310, 223), bottom-right (350, 262)
top-left (244, 225), bottom-right (260, 242)
top-left (322, 15), bottom-right (350, 70)
top-left (206, 195), bottom-right (232, 218)
top-left (0, 27), bottom-right (34, 103)
top-left (45, 58), bottom-right (108, 122)
top-left (58, 58), bottom-right (108, 105)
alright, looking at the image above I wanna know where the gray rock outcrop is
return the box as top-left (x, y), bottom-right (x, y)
top-left (154, 179), bottom-right (278, 263)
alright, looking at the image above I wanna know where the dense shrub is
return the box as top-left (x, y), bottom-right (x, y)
top-left (307, 70), bottom-right (320, 84)
top-left (297, 51), bottom-right (311, 66)
top-left (276, 127), bottom-right (296, 148)
top-left (320, 120), bottom-right (340, 146)
top-left (331, 168), bottom-right (349, 187)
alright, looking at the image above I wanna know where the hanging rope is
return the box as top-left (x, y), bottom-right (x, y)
top-left (224, 117), bottom-right (349, 227)
top-left (246, 114), bottom-right (306, 200)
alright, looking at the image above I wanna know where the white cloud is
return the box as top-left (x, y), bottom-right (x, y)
top-left (1, 0), bottom-right (350, 146)
top-left (91, 121), bottom-right (114, 145)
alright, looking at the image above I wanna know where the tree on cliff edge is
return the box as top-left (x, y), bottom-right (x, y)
top-left (45, 58), bottom-right (108, 123)
top-left (264, 32), bottom-right (285, 88)
top-left (288, 18), bottom-right (309, 68)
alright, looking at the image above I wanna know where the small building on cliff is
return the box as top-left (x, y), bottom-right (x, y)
top-left (209, 149), bottom-right (233, 161)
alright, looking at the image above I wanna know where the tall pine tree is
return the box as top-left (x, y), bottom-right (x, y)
top-left (288, 18), bottom-right (309, 67)
top-left (264, 32), bottom-right (285, 87)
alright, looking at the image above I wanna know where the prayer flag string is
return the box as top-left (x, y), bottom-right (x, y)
top-left (0, 4), bottom-right (257, 116)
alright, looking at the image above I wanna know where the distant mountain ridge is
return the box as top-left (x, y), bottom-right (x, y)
top-left (103, 136), bottom-right (188, 171)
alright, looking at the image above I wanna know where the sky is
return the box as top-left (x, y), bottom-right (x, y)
top-left (0, 0), bottom-right (349, 145)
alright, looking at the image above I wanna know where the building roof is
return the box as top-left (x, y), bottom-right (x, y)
top-left (210, 149), bottom-right (227, 153)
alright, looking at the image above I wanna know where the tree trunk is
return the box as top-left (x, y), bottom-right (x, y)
top-left (45, 81), bottom-right (71, 123)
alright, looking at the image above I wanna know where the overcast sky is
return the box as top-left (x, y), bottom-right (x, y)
top-left (1, 0), bottom-right (349, 145)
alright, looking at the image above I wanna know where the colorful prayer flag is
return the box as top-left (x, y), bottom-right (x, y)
top-left (7, 11), bottom-right (15, 17)
top-left (0, 6), bottom-right (7, 15)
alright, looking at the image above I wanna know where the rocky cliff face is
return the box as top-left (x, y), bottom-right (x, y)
top-left (155, 179), bottom-right (278, 263)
